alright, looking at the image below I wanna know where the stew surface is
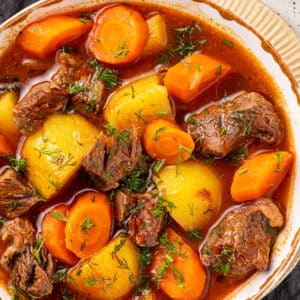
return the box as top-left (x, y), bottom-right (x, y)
top-left (0, 2), bottom-right (294, 300)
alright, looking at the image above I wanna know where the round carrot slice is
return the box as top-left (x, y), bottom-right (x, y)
top-left (143, 119), bottom-right (195, 165)
top-left (151, 228), bottom-right (207, 299)
top-left (65, 191), bottom-right (112, 259)
top-left (42, 204), bottom-right (78, 266)
top-left (88, 5), bottom-right (148, 65)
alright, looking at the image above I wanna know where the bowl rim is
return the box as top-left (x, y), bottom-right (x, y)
top-left (0, 0), bottom-right (299, 299)
top-left (1, 0), bottom-right (299, 92)
top-left (207, 0), bottom-right (300, 91)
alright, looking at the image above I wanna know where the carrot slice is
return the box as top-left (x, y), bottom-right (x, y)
top-left (65, 191), bottom-right (112, 259)
top-left (0, 134), bottom-right (12, 157)
top-left (231, 151), bottom-right (293, 202)
top-left (17, 15), bottom-right (93, 58)
top-left (143, 119), bottom-right (195, 165)
top-left (88, 5), bottom-right (148, 65)
top-left (164, 53), bottom-right (231, 102)
top-left (151, 228), bottom-right (207, 299)
top-left (42, 204), bottom-right (78, 266)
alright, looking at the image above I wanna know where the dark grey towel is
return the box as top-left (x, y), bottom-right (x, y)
top-left (0, 0), bottom-right (299, 299)
top-left (0, 0), bottom-right (37, 23)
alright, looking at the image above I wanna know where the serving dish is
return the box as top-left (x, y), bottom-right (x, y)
top-left (0, 0), bottom-right (299, 299)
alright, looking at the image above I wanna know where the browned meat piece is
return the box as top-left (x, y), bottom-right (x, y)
top-left (0, 218), bottom-right (54, 298)
top-left (50, 51), bottom-right (86, 91)
top-left (83, 126), bottom-right (142, 191)
top-left (13, 82), bottom-right (68, 135)
top-left (114, 190), bottom-right (165, 247)
top-left (104, 128), bottom-right (142, 189)
top-left (51, 52), bottom-right (107, 127)
top-left (71, 76), bottom-right (106, 127)
top-left (83, 132), bottom-right (106, 183)
top-left (14, 51), bottom-right (111, 135)
top-left (201, 198), bottom-right (284, 281)
top-left (114, 190), bottom-right (135, 225)
top-left (0, 168), bottom-right (42, 219)
top-left (128, 193), bottom-right (165, 247)
top-left (187, 92), bottom-right (284, 157)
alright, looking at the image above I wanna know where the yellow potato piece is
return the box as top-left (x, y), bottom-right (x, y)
top-left (22, 114), bottom-right (99, 199)
top-left (69, 234), bottom-right (139, 300)
top-left (0, 92), bottom-right (19, 149)
top-left (156, 160), bottom-right (222, 230)
top-left (142, 14), bottom-right (168, 56)
top-left (104, 75), bottom-right (174, 134)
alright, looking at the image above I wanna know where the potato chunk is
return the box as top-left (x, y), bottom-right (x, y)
top-left (142, 14), bottom-right (168, 56)
top-left (104, 75), bottom-right (174, 134)
top-left (22, 114), bottom-right (99, 199)
top-left (69, 234), bottom-right (139, 300)
top-left (0, 92), bottom-right (19, 150)
top-left (155, 160), bottom-right (222, 230)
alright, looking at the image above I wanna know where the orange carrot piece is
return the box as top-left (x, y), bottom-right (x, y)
top-left (231, 151), bottom-right (293, 202)
top-left (164, 53), bottom-right (231, 102)
top-left (17, 15), bottom-right (93, 58)
top-left (151, 228), bottom-right (207, 300)
top-left (65, 191), bottom-right (112, 259)
top-left (0, 134), bottom-right (12, 157)
top-left (143, 119), bottom-right (195, 165)
top-left (88, 5), bottom-right (148, 65)
top-left (42, 204), bottom-right (78, 266)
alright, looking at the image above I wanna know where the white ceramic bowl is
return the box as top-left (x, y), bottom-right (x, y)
top-left (0, 0), bottom-right (299, 299)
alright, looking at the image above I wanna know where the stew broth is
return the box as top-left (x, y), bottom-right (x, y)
top-left (0, 2), bottom-right (293, 300)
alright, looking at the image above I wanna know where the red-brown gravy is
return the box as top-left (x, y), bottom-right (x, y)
top-left (0, 2), bottom-right (294, 300)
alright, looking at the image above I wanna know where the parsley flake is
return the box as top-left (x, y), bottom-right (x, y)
top-left (80, 216), bottom-right (95, 233)
top-left (222, 39), bottom-right (234, 48)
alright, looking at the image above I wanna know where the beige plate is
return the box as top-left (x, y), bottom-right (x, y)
top-left (0, 0), bottom-right (300, 299)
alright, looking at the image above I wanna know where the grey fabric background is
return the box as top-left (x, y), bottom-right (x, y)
top-left (0, 0), bottom-right (299, 299)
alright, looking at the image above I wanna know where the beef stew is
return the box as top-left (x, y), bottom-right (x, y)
top-left (0, 2), bottom-right (294, 299)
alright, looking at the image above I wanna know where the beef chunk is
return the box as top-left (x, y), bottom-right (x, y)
top-left (13, 82), bottom-right (68, 135)
top-left (50, 51), bottom-right (85, 92)
top-left (70, 76), bottom-right (106, 127)
top-left (0, 168), bottom-right (42, 219)
top-left (187, 92), bottom-right (284, 157)
top-left (83, 126), bottom-right (142, 191)
top-left (114, 190), bottom-right (135, 225)
top-left (128, 193), bottom-right (165, 247)
top-left (201, 198), bottom-right (283, 281)
top-left (51, 52), bottom-right (107, 127)
top-left (114, 190), bottom-right (165, 247)
top-left (0, 218), bottom-right (54, 298)
top-left (14, 51), bottom-right (112, 135)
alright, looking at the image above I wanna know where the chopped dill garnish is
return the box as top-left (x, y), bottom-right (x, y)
top-left (121, 157), bottom-right (150, 193)
top-left (95, 65), bottom-right (120, 89)
top-left (80, 216), bottom-right (95, 233)
top-left (69, 82), bottom-right (87, 94)
top-left (222, 39), bottom-right (234, 48)
top-left (103, 123), bottom-right (130, 144)
top-left (158, 52), bottom-right (170, 65)
top-left (138, 247), bottom-right (152, 268)
top-left (275, 151), bottom-right (282, 172)
top-left (169, 22), bottom-right (207, 58)
top-left (6, 153), bottom-right (27, 174)
top-left (32, 238), bottom-right (46, 265)
top-left (152, 159), bottom-right (166, 175)
top-left (185, 229), bottom-right (202, 241)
